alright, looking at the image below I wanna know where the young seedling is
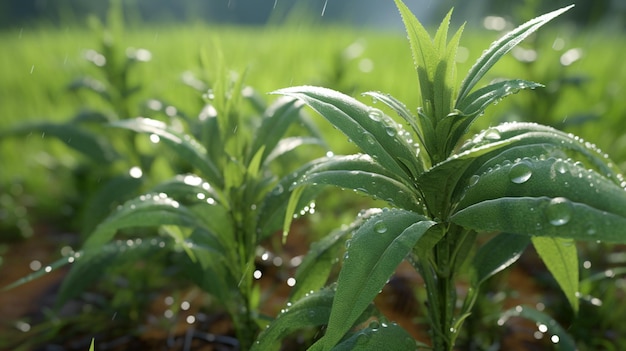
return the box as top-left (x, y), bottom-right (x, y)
top-left (255, 1), bottom-right (626, 350)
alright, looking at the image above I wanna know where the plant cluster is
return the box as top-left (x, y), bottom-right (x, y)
top-left (5, 1), bottom-right (626, 350)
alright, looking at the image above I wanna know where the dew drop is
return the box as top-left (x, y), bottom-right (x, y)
top-left (484, 128), bottom-right (501, 140)
top-left (385, 126), bottom-right (397, 137)
top-left (374, 220), bottom-right (387, 233)
top-left (368, 108), bottom-right (384, 121)
top-left (364, 133), bottom-right (376, 145)
top-left (509, 160), bottom-right (533, 184)
top-left (553, 159), bottom-right (568, 174)
top-left (468, 174), bottom-right (480, 186)
top-left (546, 197), bottom-right (572, 226)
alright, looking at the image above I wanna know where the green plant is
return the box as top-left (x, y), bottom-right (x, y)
top-left (6, 66), bottom-right (327, 349)
top-left (0, 0), bottom-right (154, 234)
top-left (254, 1), bottom-right (626, 350)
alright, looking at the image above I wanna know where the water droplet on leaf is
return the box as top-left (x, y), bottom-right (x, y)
top-left (374, 220), bottom-right (387, 233)
top-left (509, 160), bottom-right (533, 184)
top-left (546, 197), bottom-right (572, 226)
top-left (368, 108), bottom-right (383, 121)
top-left (484, 128), bottom-right (501, 140)
top-left (468, 174), bottom-right (480, 186)
top-left (385, 126), bottom-right (397, 137)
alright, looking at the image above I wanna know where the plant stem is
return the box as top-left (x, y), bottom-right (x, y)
top-left (417, 230), bottom-right (461, 351)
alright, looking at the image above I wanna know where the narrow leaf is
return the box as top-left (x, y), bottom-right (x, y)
top-left (448, 80), bottom-right (543, 152)
top-left (81, 175), bottom-right (143, 234)
top-left (363, 91), bottom-right (429, 168)
top-left (273, 86), bottom-right (418, 181)
top-left (455, 157), bottom-right (626, 219)
top-left (532, 236), bottom-right (579, 312)
top-left (457, 5), bottom-right (574, 103)
top-left (257, 159), bottom-right (326, 239)
top-left (331, 322), bottom-right (419, 351)
top-left (432, 10), bottom-right (454, 119)
top-left (251, 288), bottom-right (336, 351)
top-left (452, 196), bottom-right (626, 243)
top-left (112, 118), bottom-right (224, 188)
top-left (294, 154), bottom-right (420, 211)
top-left (461, 122), bottom-right (622, 183)
top-left (264, 136), bottom-right (325, 165)
top-left (472, 233), bottom-right (530, 286)
top-left (83, 194), bottom-right (200, 250)
top-left (290, 209), bottom-right (381, 301)
top-left (1, 122), bottom-right (117, 163)
top-left (456, 79), bottom-right (543, 116)
top-left (393, 0), bottom-right (437, 114)
top-left (320, 209), bottom-right (436, 349)
top-left (56, 238), bottom-right (173, 307)
top-left (177, 231), bottom-right (237, 311)
top-left (248, 97), bottom-right (302, 166)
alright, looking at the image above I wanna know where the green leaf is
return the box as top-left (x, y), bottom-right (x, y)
top-left (3, 253), bottom-right (77, 291)
top-left (264, 136), bottom-right (326, 165)
top-left (290, 209), bottom-right (381, 301)
top-left (112, 117), bottom-right (224, 189)
top-left (68, 77), bottom-right (111, 102)
top-left (1, 122), bottom-right (117, 163)
top-left (448, 80), bottom-right (543, 153)
top-left (455, 157), bottom-right (626, 220)
top-left (331, 321), bottom-right (419, 351)
top-left (432, 10), bottom-right (454, 119)
top-left (251, 288), bottom-right (336, 351)
top-left (248, 97), bottom-right (303, 166)
top-left (498, 305), bottom-right (576, 351)
top-left (258, 159), bottom-right (325, 239)
top-left (150, 174), bottom-right (222, 206)
top-left (472, 233), bottom-right (530, 286)
top-left (456, 80), bottom-right (543, 116)
top-left (417, 137), bottom-right (520, 218)
top-left (294, 154), bottom-right (421, 211)
top-left (56, 238), bottom-right (173, 307)
top-left (457, 5), bottom-right (574, 103)
top-left (452, 196), bottom-right (626, 243)
top-left (177, 230), bottom-right (238, 311)
top-left (273, 86), bottom-right (418, 181)
top-left (247, 146), bottom-right (265, 179)
top-left (81, 174), bottom-right (143, 234)
top-left (83, 194), bottom-right (201, 250)
top-left (532, 236), bottom-right (579, 312)
top-left (393, 0), bottom-right (437, 116)
top-left (319, 209), bottom-right (436, 349)
top-left (462, 122), bottom-right (622, 184)
top-left (363, 91), bottom-right (432, 170)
